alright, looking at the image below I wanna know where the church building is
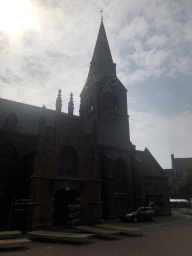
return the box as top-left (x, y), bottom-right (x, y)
top-left (0, 20), bottom-right (170, 229)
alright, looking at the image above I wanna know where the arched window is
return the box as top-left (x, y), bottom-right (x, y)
top-left (59, 146), bottom-right (78, 177)
top-left (114, 158), bottom-right (127, 193)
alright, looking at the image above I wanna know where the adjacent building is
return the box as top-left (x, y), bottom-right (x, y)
top-left (165, 154), bottom-right (192, 200)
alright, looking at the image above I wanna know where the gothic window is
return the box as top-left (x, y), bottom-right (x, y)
top-left (114, 158), bottom-right (127, 193)
top-left (59, 146), bottom-right (78, 178)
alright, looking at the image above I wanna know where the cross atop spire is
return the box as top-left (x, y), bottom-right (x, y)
top-left (100, 10), bottom-right (103, 22)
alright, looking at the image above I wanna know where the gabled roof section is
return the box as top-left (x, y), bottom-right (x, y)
top-left (101, 79), bottom-right (113, 94)
top-left (135, 148), bottom-right (165, 177)
top-left (92, 21), bottom-right (113, 63)
top-left (0, 98), bottom-right (56, 135)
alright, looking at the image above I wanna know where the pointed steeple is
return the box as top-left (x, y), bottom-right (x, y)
top-left (91, 21), bottom-right (113, 65)
top-left (80, 20), bottom-right (118, 97)
top-left (88, 20), bottom-right (117, 78)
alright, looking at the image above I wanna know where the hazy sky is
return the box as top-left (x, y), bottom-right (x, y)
top-left (0, 0), bottom-right (192, 169)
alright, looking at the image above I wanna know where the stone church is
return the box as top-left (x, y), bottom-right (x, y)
top-left (0, 20), bottom-right (170, 229)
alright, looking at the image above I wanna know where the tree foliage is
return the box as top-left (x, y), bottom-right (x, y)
top-left (173, 166), bottom-right (192, 197)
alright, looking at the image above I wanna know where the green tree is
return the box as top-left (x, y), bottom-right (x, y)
top-left (173, 166), bottom-right (192, 197)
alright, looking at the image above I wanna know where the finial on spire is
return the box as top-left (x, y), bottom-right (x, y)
top-left (68, 93), bottom-right (74, 116)
top-left (58, 89), bottom-right (62, 98)
top-left (56, 89), bottom-right (62, 113)
top-left (100, 10), bottom-right (103, 22)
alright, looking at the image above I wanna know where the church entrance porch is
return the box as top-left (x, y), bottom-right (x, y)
top-left (53, 189), bottom-right (80, 226)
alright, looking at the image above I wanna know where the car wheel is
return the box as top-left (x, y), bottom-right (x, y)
top-left (151, 215), bottom-right (155, 221)
top-left (133, 216), bottom-right (138, 223)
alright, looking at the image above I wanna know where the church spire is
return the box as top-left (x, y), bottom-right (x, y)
top-left (91, 20), bottom-right (113, 65)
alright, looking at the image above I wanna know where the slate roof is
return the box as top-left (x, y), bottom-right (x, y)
top-left (91, 21), bottom-right (113, 64)
top-left (0, 98), bottom-right (62, 135)
top-left (172, 156), bottom-right (192, 177)
top-left (135, 148), bottom-right (165, 178)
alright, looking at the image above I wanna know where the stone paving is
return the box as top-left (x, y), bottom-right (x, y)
top-left (0, 211), bottom-right (191, 256)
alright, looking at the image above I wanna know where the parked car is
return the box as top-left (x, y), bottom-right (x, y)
top-left (120, 207), bottom-right (156, 222)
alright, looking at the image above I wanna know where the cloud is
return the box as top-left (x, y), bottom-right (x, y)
top-left (22, 57), bottom-right (51, 81)
top-left (0, 69), bottom-right (22, 84)
top-left (0, 31), bottom-right (11, 52)
top-left (119, 16), bottom-right (149, 40)
top-left (146, 35), bottom-right (168, 47)
top-left (32, 0), bottom-right (62, 9)
top-left (130, 109), bottom-right (192, 168)
top-left (1, 0), bottom-right (191, 101)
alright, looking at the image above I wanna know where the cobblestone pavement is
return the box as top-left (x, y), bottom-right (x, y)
top-left (1, 211), bottom-right (192, 256)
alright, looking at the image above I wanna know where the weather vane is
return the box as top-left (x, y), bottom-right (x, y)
top-left (100, 10), bottom-right (103, 22)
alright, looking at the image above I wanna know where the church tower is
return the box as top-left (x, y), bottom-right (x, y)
top-left (80, 20), bottom-right (131, 145)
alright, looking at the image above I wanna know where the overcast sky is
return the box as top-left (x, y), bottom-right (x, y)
top-left (0, 0), bottom-right (192, 169)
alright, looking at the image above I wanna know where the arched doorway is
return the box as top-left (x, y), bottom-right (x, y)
top-left (53, 189), bottom-right (79, 226)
